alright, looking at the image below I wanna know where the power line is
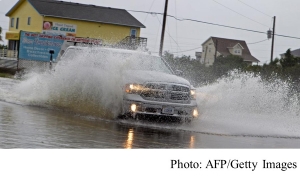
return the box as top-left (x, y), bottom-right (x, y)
top-left (169, 46), bottom-right (202, 53)
top-left (153, 46), bottom-right (202, 54)
top-left (129, 10), bottom-right (300, 41)
top-left (237, 0), bottom-right (272, 18)
top-left (174, 0), bottom-right (179, 53)
top-left (211, 0), bottom-right (269, 28)
top-left (143, 0), bottom-right (156, 23)
top-left (155, 13), bottom-right (182, 52)
top-left (128, 10), bottom-right (267, 34)
top-left (248, 39), bottom-right (269, 44)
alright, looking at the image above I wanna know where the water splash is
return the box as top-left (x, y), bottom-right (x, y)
top-left (192, 70), bottom-right (300, 137)
top-left (13, 48), bottom-right (126, 119)
top-left (1, 54), bottom-right (300, 138)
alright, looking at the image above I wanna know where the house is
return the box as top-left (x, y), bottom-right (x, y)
top-left (200, 37), bottom-right (259, 66)
top-left (280, 48), bottom-right (300, 58)
top-left (5, 0), bottom-right (146, 56)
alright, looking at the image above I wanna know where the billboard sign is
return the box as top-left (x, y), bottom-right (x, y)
top-left (19, 31), bottom-right (65, 62)
top-left (42, 21), bottom-right (77, 37)
top-left (19, 31), bottom-right (102, 62)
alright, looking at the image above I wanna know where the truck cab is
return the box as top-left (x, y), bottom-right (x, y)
top-left (60, 46), bottom-right (198, 121)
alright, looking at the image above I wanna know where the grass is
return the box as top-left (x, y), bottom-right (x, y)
top-left (0, 68), bottom-right (16, 78)
top-left (0, 72), bottom-right (14, 78)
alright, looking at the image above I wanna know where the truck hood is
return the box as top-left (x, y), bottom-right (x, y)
top-left (122, 70), bottom-right (190, 86)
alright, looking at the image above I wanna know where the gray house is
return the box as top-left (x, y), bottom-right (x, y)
top-left (200, 37), bottom-right (260, 66)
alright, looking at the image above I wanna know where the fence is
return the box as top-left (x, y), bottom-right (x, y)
top-left (0, 49), bottom-right (53, 71)
top-left (0, 49), bottom-right (18, 69)
top-left (0, 49), bottom-right (18, 59)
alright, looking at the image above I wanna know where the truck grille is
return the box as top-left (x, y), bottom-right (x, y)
top-left (140, 83), bottom-right (191, 103)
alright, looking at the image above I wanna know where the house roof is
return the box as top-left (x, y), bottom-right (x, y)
top-left (206, 37), bottom-right (259, 63)
top-left (280, 48), bottom-right (300, 57)
top-left (6, 0), bottom-right (145, 28)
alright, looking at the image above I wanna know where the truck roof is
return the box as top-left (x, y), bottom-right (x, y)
top-left (65, 46), bottom-right (159, 57)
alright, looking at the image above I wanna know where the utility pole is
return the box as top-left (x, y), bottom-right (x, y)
top-left (159, 0), bottom-right (168, 57)
top-left (270, 16), bottom-right (276, 62)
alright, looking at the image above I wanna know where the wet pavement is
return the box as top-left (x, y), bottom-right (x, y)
top-left (1, 101), bottom-right (300, 148)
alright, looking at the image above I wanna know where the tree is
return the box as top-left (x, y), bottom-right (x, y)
top-left (280, 49), bottom-right (297, 69)
top-left (212, 55), bottom-right (247, 78)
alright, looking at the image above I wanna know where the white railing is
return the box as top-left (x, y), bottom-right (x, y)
top-left (0, 49), bottom-right (18, 60)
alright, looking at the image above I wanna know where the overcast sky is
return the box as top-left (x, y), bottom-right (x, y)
top-left (1, 0), bottom-right (300, 64)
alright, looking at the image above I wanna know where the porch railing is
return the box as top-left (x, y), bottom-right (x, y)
top-left (0, 49), bottom-right (18, 59)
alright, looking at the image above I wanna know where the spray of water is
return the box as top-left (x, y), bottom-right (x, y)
top-left (191, 70), bottom-right (300, 138)
top-left (13, 48), bottom-right (126, 119)
top-left (1, 50), bottom-right (300, 138)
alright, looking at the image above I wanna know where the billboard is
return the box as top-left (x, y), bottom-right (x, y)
top-left (42, 21), bottom-right (77, 37)
top-left (19, 31), bottom-right (65, 62)
top-left (19, 31), bottom-right (102, 62)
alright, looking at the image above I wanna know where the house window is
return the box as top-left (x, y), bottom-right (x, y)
top-left (28, 17), bottom-right (31, 25)
top-left (234, 49), bottom-right (241, 54)
top-left (130, 28), bottom-right (137, 37)
top-left (11, 18), bottom-right (14, 27)
top-left (16, 18), bottom-right (19, 29)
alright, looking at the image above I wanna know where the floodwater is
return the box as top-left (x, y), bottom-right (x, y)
top-left (0, 49), bottom-right (300, 148)
top-left (1, 100), bottom-right (300, 148)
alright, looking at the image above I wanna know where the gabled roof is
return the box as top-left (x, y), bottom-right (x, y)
top-left (6, 0), bottom-right (145, 28)
top-left (228, 43), bottom-right (244, 49)
top-left (209, 37), bottom-right (259, 63)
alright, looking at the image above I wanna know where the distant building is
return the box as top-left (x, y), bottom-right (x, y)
top-left (195, 52), bottom-right (202, 61)
top-left (5, 0), bottom-right (146, 56)
top-left (200, 37), bottom-right (259, 66)
top-left (280, 48), bottom-right (300, 58)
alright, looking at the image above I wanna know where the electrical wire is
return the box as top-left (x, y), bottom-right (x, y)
top-left (128, 10), bottom-right (300, 41)
top-left (174, 0), bottom-right (179, 53)
top-left (128, 10), bottom-right (267, 34)
top-left (153, 46), bottom-right (202, 54)
top-left (155, 14), bottom-right (182, 52)
top-left (248, 39), bottom-right (269, 44)
top-left (169, 46), bottom-right (202, 54)
top-left (237, 0), bottom-right (272, 18)
top-left (143, 0), bottom-right (156, 23)
top-left (211, 0), bottom-right (269, 28)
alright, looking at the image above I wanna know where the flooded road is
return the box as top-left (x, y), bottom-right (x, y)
top-left (1, 100), bottom-right (300, 148)
top-left (1, 51), bottom-right (300, 148)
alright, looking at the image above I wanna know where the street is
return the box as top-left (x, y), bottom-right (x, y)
top-left (1, 100), bottom-right (300, 148)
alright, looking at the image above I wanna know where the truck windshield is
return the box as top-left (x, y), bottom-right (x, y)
top-left (62, 48), bottom-right (173, 74)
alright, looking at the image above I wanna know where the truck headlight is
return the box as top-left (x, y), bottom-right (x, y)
top-left (190, 89), bottom-right (196, 99)
top-left (125, 84), bottom-right (144, 94)
top-left (193, 108), bottom-right (199, 118)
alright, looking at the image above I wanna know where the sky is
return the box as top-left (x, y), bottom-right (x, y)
top-left (1, 0), bottom-right (300, 64)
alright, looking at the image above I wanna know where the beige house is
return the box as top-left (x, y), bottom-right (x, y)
top-left (200, 37), bottom-right (259, 66)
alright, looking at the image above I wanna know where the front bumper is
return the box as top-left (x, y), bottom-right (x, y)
top-left (122, 94), bottom-right (198, 119)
